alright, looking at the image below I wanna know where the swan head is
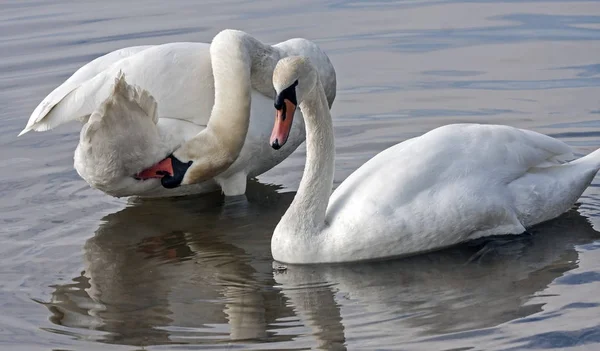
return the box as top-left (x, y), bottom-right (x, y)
top-left (74, 73), bottom-right (186, 197)
top-left (270, 56), bottom-right (318, 149)
top-left (136, 128), bottom-right (237, 189)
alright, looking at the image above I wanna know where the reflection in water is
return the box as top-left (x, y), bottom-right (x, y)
top-left (42, 182), bottom-right (298, 347)
top-left (3, 0), bottom-right (600, 349)
top-left (275, 208), bottom-right (600, 348)
top-left (41, 180), bottom-right (600, 349)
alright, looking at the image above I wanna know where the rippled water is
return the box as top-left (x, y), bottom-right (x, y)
top-left (2, 0), bottom-right (600, 350)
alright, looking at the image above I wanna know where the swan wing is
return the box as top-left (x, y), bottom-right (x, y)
top-left (75, 74), bottom-right (170, 191)
top-left (325, 124), bottom-right (574, 256)
top-left (21, 42), bottom-right (214, 136)
top-left (330, 123), bottom-right (572, 212)
top-left (20, 45), bottom-right (153, 135)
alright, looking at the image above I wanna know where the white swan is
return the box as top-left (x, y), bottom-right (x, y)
top-left (19, 30), bottom-right (336, 197)
top-left (269, 56), bottom-right (600, 264)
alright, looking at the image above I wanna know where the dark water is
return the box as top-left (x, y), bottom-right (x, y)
top-left (2, 0), bottom-right (600, 350)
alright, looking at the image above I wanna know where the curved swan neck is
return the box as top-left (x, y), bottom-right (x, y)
top-left (278, 78), bottom-right (335, 236)
top-left (175, 30), bottom-right (280, 181)
top-left (206, 30), bottom-right (276, 152)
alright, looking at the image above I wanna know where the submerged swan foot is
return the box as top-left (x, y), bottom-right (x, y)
top-left (220, 194), bottom-right (251, 219)
top-left (466, 233), bottom-right (534, 264)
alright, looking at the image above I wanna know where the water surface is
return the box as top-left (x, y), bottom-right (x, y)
top-left (1, 0), bottom-right (600, 350)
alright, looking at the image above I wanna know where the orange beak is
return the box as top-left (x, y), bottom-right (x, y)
top-left (270, 99), bottom-right (296, 150)
top-left (135, 157), bottom-right (174, 179)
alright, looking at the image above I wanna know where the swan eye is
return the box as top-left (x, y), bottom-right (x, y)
top-left (274, 80), bottom-right (298, 109)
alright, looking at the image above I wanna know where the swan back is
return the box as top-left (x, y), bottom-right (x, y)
top-left (74, 73), bottom-right (182, 196)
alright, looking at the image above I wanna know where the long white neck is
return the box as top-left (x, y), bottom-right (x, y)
top-left (274, 78), bottom-right (335, 245)
top-left (175, 30), bottom-right (280, 179)
top-left (207, 30), bottom-right (279, 143)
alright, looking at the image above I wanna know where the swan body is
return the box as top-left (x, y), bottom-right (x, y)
top-left (20, 30), bottom-right (336, 197)
top-left (270, 56), bottom-right (600, 264)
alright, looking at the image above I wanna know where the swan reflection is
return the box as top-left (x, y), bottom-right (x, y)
top-left (274, 207), bottom-right (600, 348)
top-left (42, 188), bottom-right (599, 349)
top-left (44, 182), bottom-right (296, 347)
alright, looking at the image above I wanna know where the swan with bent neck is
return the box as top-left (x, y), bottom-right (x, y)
top-left (19, 30), bottom-right (336, 197)
top-left (270, 56), bottom-right (600, 264)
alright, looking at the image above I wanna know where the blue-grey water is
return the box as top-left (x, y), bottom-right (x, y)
top-left (2, 0), bottom-right (600, 350)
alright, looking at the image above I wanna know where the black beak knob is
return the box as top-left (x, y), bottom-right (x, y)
top-left (271, 139), bottom-right (281, 150)
top-left (161, 155), bottom-right (193, 188)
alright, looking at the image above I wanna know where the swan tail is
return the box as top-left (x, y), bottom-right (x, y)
top-left (572, 147), bottom-right (600, 169)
